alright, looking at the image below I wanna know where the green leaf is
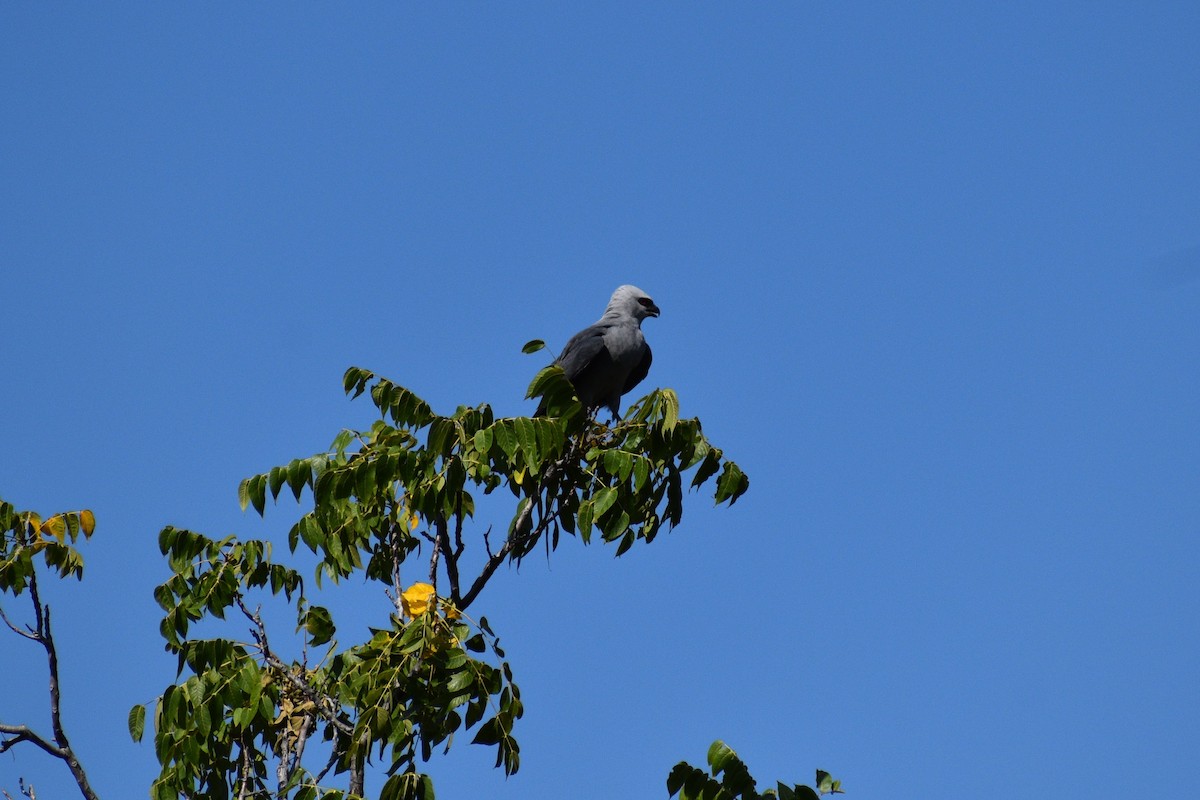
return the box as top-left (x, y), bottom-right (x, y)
top-left (691, 449), bottom-right (722, 488)
top-left (427, 417), bottom-right (456, 457)
top-left (152, 779), bottom-right (176, 800)
top-left (356, 459), bottom-right (377, 500)
top-left (815, 770), bottom-right (841, 794)
top-left (714, 462), bottom-right (749, 506)
top-left (603, 449), bottom-right (632, 482)
top-left (250, 474), bottom-right (267, 516)
top-left (667, 763), bottom-right (698, 797)
top-left (303, 605), bottom-right (336, 647)
top-left (446, 669), bottom-right (475, 693)
top-left (591, 487), bottom-right (618, 519)
top-left (521, 339), bottom-right (545, 354)
top-left (707, 740), bottom-right (735, 773)
top-left (514, 417), bottom-right (539, 469)
top-left (493, 421), bottom-right (517, 460)
top-left (577, 499), bottom-right (594, 543)
top-left (128, 703), bottom-right (146, 742)
top-left (287, 459), bottom-right (310, 500)
top-left (269, 465), bottom-right (287, 500)
top-left (661, 388), bottom-right (680, 434)
top-left (632, 457), bottom-right (650, 491)
top-left (472, 718), bottom-right (501, 746)
top-left (343, 366), bottom-right (374, 398)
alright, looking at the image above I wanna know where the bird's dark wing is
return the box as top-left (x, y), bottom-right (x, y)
top-left (622, 343), bottom-right (652, 394)
top-left (542, 323), bottom-right (610, 411)
top-left (556, 323), bottom-right (609, 380)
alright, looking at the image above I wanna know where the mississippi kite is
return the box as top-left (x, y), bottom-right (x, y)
top-left (541, 284), bottom-right (660, 418)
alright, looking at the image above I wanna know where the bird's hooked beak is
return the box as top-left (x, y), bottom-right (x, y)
top-left (638, 298), bottom-right (660, 318)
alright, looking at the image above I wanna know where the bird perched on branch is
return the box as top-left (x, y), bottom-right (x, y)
top-left (540, 285), bottom-right (660, 419)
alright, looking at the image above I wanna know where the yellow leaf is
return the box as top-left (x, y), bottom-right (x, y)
top-left (24, 512), bottom-right (42, 535)
top-left (513, 468), bottom-right (526, 486)
top-left (441, 599), bottom-right (461, 621)
top-left (409, 511), bottom-right (420, 531)
top-left (401, 582), bottom-right (436, 617)
top-left (41, 514), bottom-right (67, 542)
top-left (79, 509), bottom-right (96, 536)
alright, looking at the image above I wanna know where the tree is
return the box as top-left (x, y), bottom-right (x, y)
top-left (0, 501), bottom-right (99, 800)
top-left (134, 359), bottom-right (750, 799)
top-left (4, 358), bottom-right (837, 799)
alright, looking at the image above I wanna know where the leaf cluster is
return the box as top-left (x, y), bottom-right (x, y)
top-left (667, 741), bottom-right (843, 800)
top-left (0, 501), bottom-right (95, 594)
top-left (143, 524), bottom-right (515, 800)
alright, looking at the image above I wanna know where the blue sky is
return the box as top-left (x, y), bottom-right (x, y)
top-left (3, 3), bottom-right (1198, 798)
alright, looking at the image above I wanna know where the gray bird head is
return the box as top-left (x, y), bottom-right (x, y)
top-left (606, 284), bottom-right (660, 322)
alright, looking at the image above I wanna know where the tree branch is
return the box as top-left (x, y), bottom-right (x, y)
top-left (0, 570), bottom-right (101, 800)
top-left (0, 724), bottom-right (65, 759)
top-left (426, 526), bottom-right (440, 587)
top-left (435, 514), bottom-right (461, 606)
top-left (459, 495), bottom-right (548, 610)
top-left (0, 603), bottom-right (37, 641)
top-left (457, 437), bottom-right (586, 610)
top-left (234, 596), bottom-right (354, 739)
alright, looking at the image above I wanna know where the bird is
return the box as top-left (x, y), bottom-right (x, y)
top-left (540, 285), bottom-right (660, 419)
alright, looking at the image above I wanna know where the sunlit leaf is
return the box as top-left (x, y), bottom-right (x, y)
top-left (40, 514), bottom-right (67, 542)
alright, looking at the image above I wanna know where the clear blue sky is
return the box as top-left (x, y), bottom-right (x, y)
top-left (3, 3), bottom-right (1198, 798)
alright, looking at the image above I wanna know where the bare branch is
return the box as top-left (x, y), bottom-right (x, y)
top-left (389, 521), bottom-right (404, 616)
top-left (427, 523), bottom-right (440, 587)
top-left (435, 514), bottom-right (461, 606)
top-left (457, 431), bottom-right (590, 610)
top-left (0, 604), bottom-right (37, 641)
top-left (453, 506), bottom-right (465, 560)
top-left (0, 724), bottom-right (65, 759)
top-left (460, 496), bottom-right (543, 610)
top-left (27, 571), bottom-right (45, 639)
top-left (313, 749), bottom-right (339, 785)
top-left (0, 567), bottom-right (101, 800)
top-left (235, 739), bottom-right (254, 800)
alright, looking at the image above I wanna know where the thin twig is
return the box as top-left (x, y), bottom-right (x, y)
top-left (234, 596), bottom-right (354, 739)
top-left (0, 570), bottom-right (101, 800)
top-left (459, 496), bottom-right (545, 610)
top-left (456, 431), bottom-right (591, 610)
top-left (313, 749), bottom-right (339, 785)
top-left (0, 604), bottom-right (37, 641)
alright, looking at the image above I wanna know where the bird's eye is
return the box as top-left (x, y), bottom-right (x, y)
top-left (637, 298), bottom-right (653, 307)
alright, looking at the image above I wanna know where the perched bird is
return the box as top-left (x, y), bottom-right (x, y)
top-left (541, 285), bottom-right (660, 418)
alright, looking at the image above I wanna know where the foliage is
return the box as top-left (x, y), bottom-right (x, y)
top-left (135, 363), bottom-right (750, 799)
top-left (0, 499), bottom-right (101, 800)
top-left (0, 502), bottom-right (95, 594)
top-left (667, 741), bottom-right (842, 800)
